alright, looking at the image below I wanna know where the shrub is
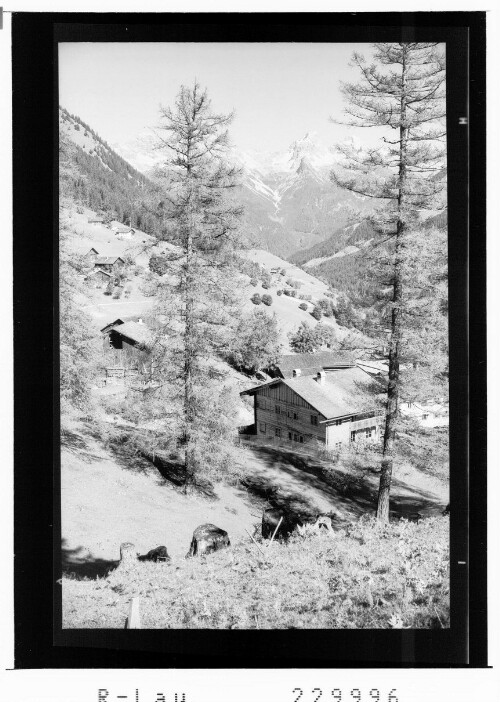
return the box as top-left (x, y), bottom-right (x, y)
top-left (261, 294), bottom-right (273, 306)
top-left (251, 293), bottom-right (262, 305)
top-left (311, 306), bottom-right (322, 320)
top-left (276, 290), bottom-right (283, 296)
top-left (299, 302), bottom-right (308, 311)
top-left (112, 287), bottom-right (122, 299)
top-left (261, 281), bottom-right (270, 290)
top-left (124, 284), bottom-right (132, 298)
top-left (280, 268), bottom-right (286, 276)
top-left (250, 278), bottom-right (258, 287)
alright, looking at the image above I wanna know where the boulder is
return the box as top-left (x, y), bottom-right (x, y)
top-left (140, 545), bottom-right (170, 563)
top-left (186, 524), bottom-right (230, 558)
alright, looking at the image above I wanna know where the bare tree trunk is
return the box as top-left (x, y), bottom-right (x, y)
top-left (376, 47), bottom-right (408, 522)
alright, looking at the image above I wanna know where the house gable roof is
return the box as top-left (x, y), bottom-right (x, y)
top-left (241, 366), bottom-right (375, 420)
top-left (94, 256), bottom-right (125, 265)
top-left (100, 318), bottom-right (125, 333)
top-left (108, 321), bottom-right (152, 347)
top-left (273, 351), bottom-right (355, 378)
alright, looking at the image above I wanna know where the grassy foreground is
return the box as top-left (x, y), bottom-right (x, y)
top-left (62, 514), bottom-right (449, 629)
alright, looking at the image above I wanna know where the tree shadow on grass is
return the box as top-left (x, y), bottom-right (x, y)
top-left (61, 540), bottom-right (118, 581)
top-left (242, 443), bottom-right (446, 523)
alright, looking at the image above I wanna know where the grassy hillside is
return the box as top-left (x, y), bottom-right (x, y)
top-left (63, 514), bottom-right (449, 629)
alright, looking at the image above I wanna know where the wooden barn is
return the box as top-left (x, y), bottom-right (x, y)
top-left (86, 268), bottom-right (112, 288)
top-left (101, 319), bottom-right (152, 371)
top-left (241, 357), bottom-right (383, 449)
top-left (88, 216), bottom-right (104, 224)
top-left (94, 255), bottom-right (125, 273)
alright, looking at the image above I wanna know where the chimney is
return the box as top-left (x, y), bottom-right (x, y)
top-left (316, 371), bottom-right (326, 385)
top-left (292, 369), bottom-right (301, 378)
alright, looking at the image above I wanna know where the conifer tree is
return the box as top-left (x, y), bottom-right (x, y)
top-left (331, 43), bottom-right (446, 521)
top-left (145, 82), bottom-right (243, 489)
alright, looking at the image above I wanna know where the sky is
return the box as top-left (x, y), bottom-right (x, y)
top-left (59, 42), bottom-right (376, 154)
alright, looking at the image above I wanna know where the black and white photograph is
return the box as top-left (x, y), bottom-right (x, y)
top-left (57, 38), bottom-right (454, 632)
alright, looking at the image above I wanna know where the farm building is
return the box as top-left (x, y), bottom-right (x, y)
top-left (84, 247), bottom-right (99, 262)
top-left (86, 268), bottom-right (112, 288)
top-left (88, 216), bottom-right (104, 224)
top-left (94, 255), bottom-right (125, 273)
top-left (241, 357), bottom-right (383, 449)
top-left (268, 351), bottom-right (356, 379)
top-left (101, 319), bottom-right (152, 371)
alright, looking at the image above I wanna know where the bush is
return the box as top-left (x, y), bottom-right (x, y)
top-left (299, 302), bottom-right (308, 311)
top-left (280, 268), bottom-right (286, 276)
top-left (261, 294), bottom-right (273, 306)
top-left (261, 281), bottom-right (270, 290)
top-left (276, 290), bottom-right (283, 296)
top-left (250, 278), bottom-right (258, 287)
top-left (112, 287), bottom-right (122, 299)
top-left (311, 306), bottom-right (322, 320)
top-left (251, 293), bottom-right (262, 305)
top-left (124, 284), bottom-right (132, 298)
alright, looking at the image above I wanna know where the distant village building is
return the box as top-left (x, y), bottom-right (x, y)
top-left (399, 401), bottom-right (449, 428)
top-left (115, 226), bottom-right (135, 240)
top-left (94, 255), bottom-right (125, 273)
top-left (241, 354), bottom-right (382, 449)
top-left (88, 216), bottom-right (104, 224)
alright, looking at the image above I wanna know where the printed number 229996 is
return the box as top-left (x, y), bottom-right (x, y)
top-left (292, 689), bottom-right (398, 702)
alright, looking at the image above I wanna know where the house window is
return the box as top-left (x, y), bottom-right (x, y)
top-left (288, 432), bottom-right (292, 440)
top-left (293, 412), bottom-right (298, 420)
top-left (299, 436), bottom-right (304, 443)
top-left (422, 414), bottom-right (429, 420)
top-left (335, 442), bottom-right (342, 449)
top-left (275, 427), bottom-right (281, 438)
top-left (365, 428), bottom-right (373, 439)
top-left (310, 415), bottom-right (318, 426)
top-left (275, 405), bottom-right (280, 414)
top-left (259, 422), bottom-right (266, 433)
top-left (351, 431), bottom-right (356, 442)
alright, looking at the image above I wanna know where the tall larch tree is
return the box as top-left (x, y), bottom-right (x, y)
top-left (331, 43), bottom-right (447, 521)
top-left (144, 82), bottom-right (243, 489)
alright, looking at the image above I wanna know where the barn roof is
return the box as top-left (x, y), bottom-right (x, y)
top-left (89, 268), bottom-right (111, 277)
top-left (94, 256), bottom-right (124, 265)
top-left (241, 366), bottom-right (375, 420)
top-left (100, 318), bottom-right (125, 333)
top-left (108, 321), bottom-right (152, 347)
top-left (273, 351), bottom-right (355, 378)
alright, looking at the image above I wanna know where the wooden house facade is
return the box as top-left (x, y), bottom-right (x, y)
top-left (241, 360), bottom-right (383, 449)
